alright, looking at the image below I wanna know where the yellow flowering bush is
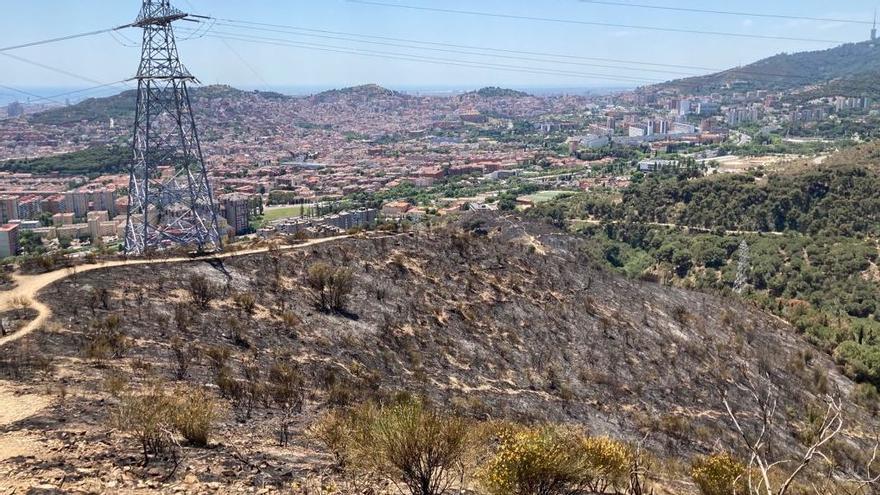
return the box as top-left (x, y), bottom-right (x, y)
top-left (580, 436), bottom-right (634, 493)
top-left (691, 452), bottom-right (747, 495)
top-left (479, 426), bottom-right (634, 495)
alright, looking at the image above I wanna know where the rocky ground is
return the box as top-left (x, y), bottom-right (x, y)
top-left (0, 215), bottom-right (876, 494)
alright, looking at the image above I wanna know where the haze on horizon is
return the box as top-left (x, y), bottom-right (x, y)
top-left (1, 0), bottom-right (878, 96)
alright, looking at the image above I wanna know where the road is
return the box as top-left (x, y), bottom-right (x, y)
top-left (0, 235), bottom-right (350, 349)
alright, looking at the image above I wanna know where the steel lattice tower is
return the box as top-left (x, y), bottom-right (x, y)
top-left (124, 0), bottom-right (221, 255)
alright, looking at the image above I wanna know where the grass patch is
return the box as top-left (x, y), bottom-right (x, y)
top-left (261, 206), bottom-right (314, 223)
top-left (519, 190), bottom-right (573, 204)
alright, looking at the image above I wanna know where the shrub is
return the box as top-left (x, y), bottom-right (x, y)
top-left (348, 398), bottom-right (472, 495)
top-left (268, 356), bottom-right (306, 446)
top-left (171, 386), bottom-right (217, 447)
top-left (173, 303), bottom-right (192, 333)
top-left (479, 426), bottom-right (634, 495)
top-left (305, 262), bottom-right (355, 312)
top-left (479, 425), bottom-right (585, 495)
top-left (690, 452), bottom-right (746, 495)
top-left (82, 314), bottom-right (130, 361)
top-left (0, 341), bottom-right (53, 379)
top-left (233, 292), bottom-right (257, 315)
top-left (580, 436), bottom-right (634, 493)
top-left (113, 383), bottom-right (219, 463)
top-left (113, 384), bottom-right (178, 464)
top-left (309, 410), bottom-right (354, 468)
top-left (852, 382), bottom-right (880, 413)
top-left (188, 274), bottom-right (218, 310)
top-left (170, 337), bottom-right (199, 380)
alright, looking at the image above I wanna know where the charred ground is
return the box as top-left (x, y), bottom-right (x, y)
top-left (0, 215), bottom-right (875, 493)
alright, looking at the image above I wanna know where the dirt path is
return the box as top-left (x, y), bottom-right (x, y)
top-left (0, 235), bottom-right (349, 349)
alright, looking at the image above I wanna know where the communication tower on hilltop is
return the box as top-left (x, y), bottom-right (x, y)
top-left (124, 0), bottom-right (220, 255)
top-left (872, 10), bottom-right (877, 41)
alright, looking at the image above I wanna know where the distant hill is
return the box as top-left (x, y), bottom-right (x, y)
top-left (309, 84), bottom-right (408, 104)
top-left (464, 87), bottom-right (531, 98)
top-left (28, 85), bottom-right (289, 126)
top-left (0, 145), bottom-right (130, 177)
top-left (653, 40), bottom-right (880, 96)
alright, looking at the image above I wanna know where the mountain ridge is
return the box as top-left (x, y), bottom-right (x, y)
top-left (650, 40), bottom-right (880, 96)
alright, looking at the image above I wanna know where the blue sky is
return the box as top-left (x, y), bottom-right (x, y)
top-left (1, 0), bottom-right (878, 94)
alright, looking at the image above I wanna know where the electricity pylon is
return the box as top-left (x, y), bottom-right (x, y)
top-left (124, 0), bottom-right (220, 255)
top-left (734, 240), bottom-right (750, 295)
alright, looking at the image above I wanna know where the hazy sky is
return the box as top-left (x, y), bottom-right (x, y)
top-left (1, 0), bottom-right (878, 94)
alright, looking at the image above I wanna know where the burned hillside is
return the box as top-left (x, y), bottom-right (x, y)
top-left (0, 215), bottom-right (876, 493)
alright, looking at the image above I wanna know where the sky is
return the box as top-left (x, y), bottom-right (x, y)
top-left (1, 0), bottom-right (878, 99)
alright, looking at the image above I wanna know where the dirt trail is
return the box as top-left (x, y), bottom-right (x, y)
top-left (0, 236), bottom-right (351, 464)
top-left (0, 235), bottom-right (349, 349)
top-left (0, 385), bottom-right (51, 427)
top-left (0, 382), bottom-right (52, 464)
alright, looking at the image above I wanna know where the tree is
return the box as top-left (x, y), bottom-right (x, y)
top-left (721, 374), bottom-right (844, 495)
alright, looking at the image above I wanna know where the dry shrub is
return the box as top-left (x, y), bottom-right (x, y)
top-left (690, 452), bottom-right (746, 495)
top-left (580, 436), bottom-right (635, 493)
top-left (338, 397), bottom-right (472, 495)
top-left (268, 355), bottom-right (306, 446)
top-left (10, 296), bottom-right (31, 309)
top-left (113, 383), bottom-right (178, 464)
top-left (170, 337), bottom-right (199, 381)
top-left (309, 409), bottom-right (353, 468)
top-left (305, 262), bottom-right (355, 312)
top-left (188, 274), bottom-right (218, 310)
top-left (172, 386), bottom-right (218, 447)
top-left (0, 340), bottom-right (53, 379)
top-left (82, 313), bottom-right (130, 361)
top-left (113, 382), bottom-right (218, 463)
top-left (233, 291), bottom-right (257, 315)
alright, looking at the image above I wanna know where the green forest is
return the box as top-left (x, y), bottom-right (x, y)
top-left (530, 166), bottom-right (880, 390)
top-left (0, 145), bottom-right (131, 176)
top-left (567, 167), bottom-right (880, 237)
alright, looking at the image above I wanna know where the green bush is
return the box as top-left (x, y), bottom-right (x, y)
top-left (834, 341), bottom-right (880, 386)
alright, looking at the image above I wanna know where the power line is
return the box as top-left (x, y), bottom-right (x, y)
top-left (577, 0), bottom-right (872, 25)
top-left (208, 21), bottom-right (703, 77)
top-left (0, 52), bottom-right (131, 91)
top-left (219, 38), bottom-right (271, 87)
top-left (0, 83), bottom-right (62, 104)
top-left (0, 26), bottom-right (132, 53)
top-left (179, 29), bottom-right (661, 84)
top-left (346, 0), bottom-right (848, 44)
top-left (216, 17), bottom-right (717, 71)
top-left (0, 81), bottom-right (132, 106)
top-left (208, 18), bottom-right (824, 84)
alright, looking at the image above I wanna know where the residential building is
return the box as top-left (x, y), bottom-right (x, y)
top-left (221, 193), bottom-right (252, 236)
top-left (65, 191), bottom-right (88, 217)
top-left (0, 195), bottom-right (18, 223)
top-left (17, 196), bottom-right (42, 220)
top-left (0, 223), bottom-right (19, 258)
